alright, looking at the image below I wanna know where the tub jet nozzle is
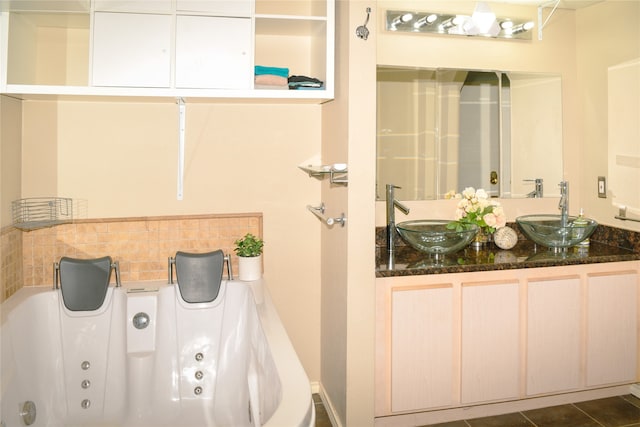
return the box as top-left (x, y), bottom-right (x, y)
top-left (20, 401), bottom-right (36, 426)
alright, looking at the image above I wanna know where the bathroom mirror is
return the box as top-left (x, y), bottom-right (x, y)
top-left (376, 67), bottom-right (563, 200)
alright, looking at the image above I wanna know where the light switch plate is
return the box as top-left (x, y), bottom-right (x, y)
top-left (597, 176), bottom-right (606, 198)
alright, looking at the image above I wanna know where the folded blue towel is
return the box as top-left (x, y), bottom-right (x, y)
top-left (255, 65), bottom-right (289, 78)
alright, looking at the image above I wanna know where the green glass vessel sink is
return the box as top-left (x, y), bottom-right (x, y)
top-left (516, 214), bottom-right (598, 250)
top-left (396, 220), bottom-right (479, 256)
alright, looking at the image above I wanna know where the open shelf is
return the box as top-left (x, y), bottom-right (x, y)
top-left (1, 0), bottom-right (334, 101)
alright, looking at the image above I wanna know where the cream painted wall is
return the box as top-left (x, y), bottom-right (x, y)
top-left (577, 1), bottom-right (640, 232)
top-left (8, 3), bottom-right (639, 427)
top-left (374, 0), bottom-right (640, 232)
top-left (0, 95), bottom-right (22, 228)
top-left (363, 1), bottom-right (636, 425)
top-left (374, 0), bottom-right (582, 225)
top-left (320, 1), bottom-right (377, 425)
top-left (344, 2), bottom-right (378, 425)
top-left (20, 99), bottom-right (323, 381)
top-left (321, 0), bottom-right (350, 423)
top-left (22, 101), bottom-right (57, 197)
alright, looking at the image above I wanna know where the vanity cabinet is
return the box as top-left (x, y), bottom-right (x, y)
top-left (0, 0), bottom-right (334, 100)
top-left (390, 285), bottom-right (456, 412)
top-left (526, 275), bottom-right (581, 395)
top-left (461, 281), bottom-right (520, 404)
top-left (376, 261), bottom-right (640, 418)
top-left (586, 271), bottom-right (638, 386)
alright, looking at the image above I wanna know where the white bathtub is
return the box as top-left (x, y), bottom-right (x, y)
top-left (0, 279), bottom-right (314, 427)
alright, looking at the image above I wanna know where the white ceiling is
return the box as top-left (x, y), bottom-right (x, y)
top-left (493, 0), bottom-right (604, 9)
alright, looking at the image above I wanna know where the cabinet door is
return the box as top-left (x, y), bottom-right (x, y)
top-left (92, 12), bottom-right (171, 87)
top-left (175, 15), bottom-right (252, 89)
top-left (391, 286), bottom-right (455, 412)
top-left (177, 0), bottom-right (252, 15)
top-left (461, 282), bottom-right (520, 404)
top-left (587, 272), bottom-right (638, 386)
top-left (94, 0), bottom-right (172, 12)
top-left (527, 277), bottom-right (581, 395)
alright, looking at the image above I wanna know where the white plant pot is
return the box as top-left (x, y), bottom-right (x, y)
top-left (238, 255), bottom-right (262, 281)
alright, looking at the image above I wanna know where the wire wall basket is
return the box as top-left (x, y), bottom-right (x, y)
top-left (12, 197), bottom-right (74, 230)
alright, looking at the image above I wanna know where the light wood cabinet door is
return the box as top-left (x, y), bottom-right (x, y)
top-left (391, 286), bottom-right (455, 412)
top-left (586, 271), bottom-right (639, 386)
top-left (461, 282), bottom-right (520, 404)
top-left (527, 276), bottom-right (581, 395)
top-left (92, 12), bottom-right (171, 87)
top-left (175, 15), bottom-right (252, 89)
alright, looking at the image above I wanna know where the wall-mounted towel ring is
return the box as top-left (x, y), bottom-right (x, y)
top-left (356, 7), bottom-right (371, 40)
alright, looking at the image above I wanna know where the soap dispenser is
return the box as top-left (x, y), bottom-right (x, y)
top-left (572, 208), bottom-right (590, 247)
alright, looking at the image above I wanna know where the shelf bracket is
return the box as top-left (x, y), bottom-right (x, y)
top-left (177, 97), bottom-right (186, 200)
top-left (299, 164), bottom-right (348, 185)
top-left (537, 0), bottom-right (560, 41)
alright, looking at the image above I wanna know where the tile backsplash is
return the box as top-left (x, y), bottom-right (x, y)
top-left (1, 213), bottom-right (262, 303)
top-left (1, 226), bottom-right (23, 301)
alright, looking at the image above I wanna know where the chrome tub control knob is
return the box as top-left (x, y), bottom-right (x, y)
top-left (132, 312), bottom-right (150, 330)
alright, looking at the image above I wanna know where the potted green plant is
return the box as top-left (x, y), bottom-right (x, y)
top-left (234, 233), bottom-right (264, 281)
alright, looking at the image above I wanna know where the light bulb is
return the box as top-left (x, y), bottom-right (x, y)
top-left (414, 14), bottom-right (437, 29)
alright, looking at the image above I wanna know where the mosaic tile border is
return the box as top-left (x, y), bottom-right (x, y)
top-left (1, 213), bottom-right (262, 302)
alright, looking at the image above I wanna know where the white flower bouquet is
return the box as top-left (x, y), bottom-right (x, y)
top-left (445, 187), bottom-right (507, 234)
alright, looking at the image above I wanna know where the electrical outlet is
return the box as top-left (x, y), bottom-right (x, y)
top-left (598, 176), bottom-right (606, 198)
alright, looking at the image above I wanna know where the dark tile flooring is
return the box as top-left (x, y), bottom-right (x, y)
top-left (314, 393), bottom-right (333, 427)
top-left (313, 394), bottom-right (640, 427)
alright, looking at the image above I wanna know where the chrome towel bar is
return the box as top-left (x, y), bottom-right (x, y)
top-left (307, 203), bottom-right (346, 227)
top-left (615, 206), bottom-right (640, 223)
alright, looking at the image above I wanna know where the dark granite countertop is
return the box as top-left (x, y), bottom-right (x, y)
top-left (376, 224), bottom-right (640, 277)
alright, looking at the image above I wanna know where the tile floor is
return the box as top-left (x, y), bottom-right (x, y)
top-left (313, 394), bottom-right (640, 427)
top-left (314, 394), bottom-right (333, 427)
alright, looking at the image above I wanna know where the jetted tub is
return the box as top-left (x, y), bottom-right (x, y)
top-left (0, 279), bottom-right (314, 427)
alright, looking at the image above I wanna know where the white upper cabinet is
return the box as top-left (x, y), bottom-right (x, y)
top-left (0, 0), bottom-right (334, 100)
top-left (177, 0), bottom-right (251, 16)
top-left (93, 0), bottom-right (172, 12)
top-left (175, 15), bottom-right (252, 89)
top-left (1, 0), bottom-right (90, 12)
top-left (92, 12), bottom-right (171, 88)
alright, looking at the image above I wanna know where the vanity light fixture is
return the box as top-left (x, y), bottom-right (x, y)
top-left (389, 12), bottom-right (414, 30)
top-left (506, 21), bottom-right (535, 36)
top-left (413, 13), bottom-right (437, 29)
top-left (439, 17), bottom-right (458, 31)
top-left (386, 9), bottom-right (535, 40)
top-left (500, 20), bottom-right (514, 30)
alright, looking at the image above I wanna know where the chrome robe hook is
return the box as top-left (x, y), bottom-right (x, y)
top-left (356, 7), bottom-right (371, 40)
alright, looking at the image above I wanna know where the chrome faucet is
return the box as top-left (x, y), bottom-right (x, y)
top-left (525, 178), bottom-right (544, 198)
top-left (558, 181), bottom-right (569, 227)
top-left (386, 184), bottom-right (410, 259)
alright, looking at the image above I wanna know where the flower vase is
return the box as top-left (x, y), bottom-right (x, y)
top-left (238, 255), bottom-right (262, 281)
top-left (470, 229), bottom-right (490, 249)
